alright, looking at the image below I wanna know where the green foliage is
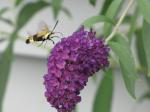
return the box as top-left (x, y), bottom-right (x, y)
top-left (139, 91), bottom-right (150, 101)
top-left (137, 0), bottom-right (150, 24)
top-left (52, 0), bottom-right (62, 19)
top-left (0, 1), bottom-right (51, 111)
top-left (83, 15), bottom-right (115, 28)
top-left (0, 17), bottom-right (14, 26)
top-left (135, 29), bottom-right (147, 69)
top-left (0, 32), bottom-right (17, 112)
top-left (109, 34), bottom-right (138, 98)
top-left (15, 0), bottom-right (23, 6)
top-left (0, 8), bottom-right (13, 26)
top-left (0, 45), bottom-right (13, 111)
top-left (16, 1), bottom-right (49, 30)
top-left (89, 0), bottom-right (97, 6)
top-left (123, 15), bottom-right (132, 24)
top-left (146, 77), bottom-right (150, 88)
top-left (127, 8), bottom-right (139, 40)
top-left (0, 8), bottom-right (9, 15)
top-left (139, 76), bottom-right (150, 102)
top-left (103, 0), bottom-right (122, 37)
top-left (1, 0), bottom-right (150, 111)
top-left (100, 0), bottom-right (113, 15)
top-left (93, 69), bottom-right (114, 112)
top-left (61, 7), bottom-right (72, 18)
top-left (142, 21), bottom-right (150, 76)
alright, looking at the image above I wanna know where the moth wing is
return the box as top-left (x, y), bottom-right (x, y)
top-left (37, 30), bottom-right (48, 37)
top-left (37, 21), bottom-right (50, 37)
top-left (39, 21), bottom-right (49, 31)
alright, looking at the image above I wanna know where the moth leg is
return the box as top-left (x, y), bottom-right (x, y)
top-left (50, 36), bottom-right (60, 38)
top-left (44, 40), bottom-right (48, 47)
top-left (48, 38), bottom-right (55, 44)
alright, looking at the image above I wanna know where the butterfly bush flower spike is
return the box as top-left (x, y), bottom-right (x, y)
top-left (44, 26), bottom-right (110, 112)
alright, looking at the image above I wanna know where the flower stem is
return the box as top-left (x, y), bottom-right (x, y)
top-left (105, 0), bottom-right (134, 43)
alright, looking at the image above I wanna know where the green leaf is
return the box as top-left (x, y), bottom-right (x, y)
top-left (16, 1), bottom-right (49, 30)
top-left (135, 28), bottom-right (147, 68)
top-left (127, 8), bottom-right (139, 41)
top-left (15, 0), bottom-right (23, 6)
top-left (0, 1), bottom-right (50, 111)
top-left (52, 0), bottom-right (62, 19)
top-left (61, 7), bottom-right (72, 18)
top-left (137, 0), bottom-right (150, 24)
top-left (103, 0), bottom-right (122, 37)
top-left (100, 0), bottom-right (113, 15)
top-left (0, 8), bottom-right (13, 26)
top-left (0, 37), bottom-right (15, 111)
top-left (142, 21), bottom-right (150, 76)
top-left (113, 34), bottom-right (128, 48)
top-left (82, 15), bottom-right (115, 28)
top-left (123, 15), bottom-right (132, 24)
top-left (139, 91), bottom-right (150, 102)
top-left (0, 27), bottom-right (18, 111)
top-left (0, 8), bottom-right (9, 16)
top-left (93, 69), bottom-right (114, 112)
top-left (109, 35), bottom-right (138, 98)
top-left (0, 17), bottom-right (14, 26)
top-left (146, 76), bottom-right (150, 88)
top-left (89, 0), bottom-right (97, 6)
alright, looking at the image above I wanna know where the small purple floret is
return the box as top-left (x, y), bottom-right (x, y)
top-left (44, 27), bottom-right (110, 112)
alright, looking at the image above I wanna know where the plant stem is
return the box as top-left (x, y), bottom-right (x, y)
top-left (105, 0), bottom-right (134, 43)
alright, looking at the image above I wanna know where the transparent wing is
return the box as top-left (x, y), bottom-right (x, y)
top-left (37, 21), bottom-right (50, 37)
top-left (38, 21), bottom-right (49, 31)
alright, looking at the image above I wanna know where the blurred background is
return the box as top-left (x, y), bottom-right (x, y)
top-left (0, 0), bottom-right (150, 112)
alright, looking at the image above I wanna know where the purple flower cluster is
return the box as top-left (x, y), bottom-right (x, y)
top-left (43, 27), bottom-right (109, 112)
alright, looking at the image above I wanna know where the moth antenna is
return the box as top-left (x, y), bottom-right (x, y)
top-left (51, 20), bottom-right (59, 32)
